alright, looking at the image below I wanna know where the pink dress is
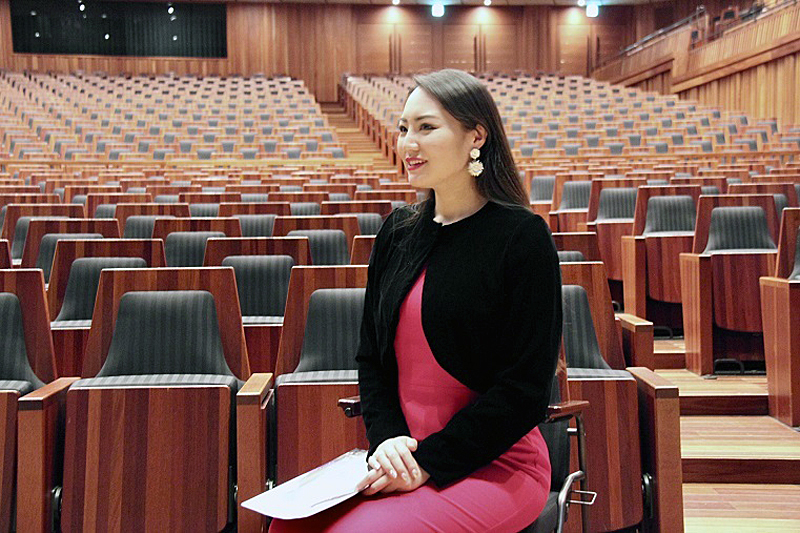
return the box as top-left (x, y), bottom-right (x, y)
top-left (269, 269), bottom-right (551, 533)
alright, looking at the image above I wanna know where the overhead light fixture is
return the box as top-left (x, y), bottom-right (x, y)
top-left (79, 3), bottom-right (85, 11)
top-left (432, 2), bottom-right (444, 17)
top-left (104, 33), bottom-right (110, 40)
top-left (30, 10), bottom-right (36, 16)
top-left (586, 3), bottom-right (599, 17)
top-left (168, 6), bottom-right (174, 14)
top-left (392, 0), bottom-right (400, 5)
top-left (172, 35), bottom-right (178, 41)
top-left (34, 32), bottom-right (40, 38)
top-left (484, 0), bottom-right (491, 5)
top-left (577, 0), bottom-right (586, 6)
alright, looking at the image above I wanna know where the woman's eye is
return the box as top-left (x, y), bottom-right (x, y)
top-left (420, 123), bottom-right (435, 131)
top-left (398, 125), bottom-right (408, 133)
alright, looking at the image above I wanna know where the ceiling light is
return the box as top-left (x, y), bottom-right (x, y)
top-left (104, 33), bottom-right (110, 40)
top-left (34, 32), bottom-right (40, 38)
top-left (586, 3), bottom-right (599, 17)
top-left (79, 3), bottom-right (85, 11)
top-left (168, 6), bottom-right (174, 14)
top-left (577, 0), bottom-right (585, 6)
top-left (484, 0), bottom-right (491, 5)
top-left (172, 35), bottom-right (178, 41)
top-left (392, 0), bottom-right (400, 4)
top-left (432, 2), bottom-right (444, 17)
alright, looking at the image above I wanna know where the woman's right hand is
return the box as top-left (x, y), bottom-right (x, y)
top-left (357, 436), bottom-right (422, 493)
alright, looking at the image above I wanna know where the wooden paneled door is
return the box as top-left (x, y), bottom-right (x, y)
top-left (483, 24), bottom-right (518, 72)
top-left (357, 24), bottom-right (393, 73)
top-left (357, 23), bottom-right (434, 74)
top-left (558, 23), bottom-right (591, 75)
top-left (443, 25), bottom-right (479, 71)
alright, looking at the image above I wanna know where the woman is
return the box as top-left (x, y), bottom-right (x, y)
top-left (270, 69), bottom-right (562, 532)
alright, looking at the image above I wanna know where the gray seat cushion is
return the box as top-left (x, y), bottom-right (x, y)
top-left (530, 176), bottom-right (555, 202)
top-left (242, 316), bottom-right (284, 325)
top-left (96, 291), bottom-right (239, 382)
top-left (557, 251), bottom-right (586, 263)
top-left (644, 196), bottom-right (696, 235)
top-left (596, 188), bottom-right (637, 221)
top-left (55, 257), bottom-right (148, 322)
top-left (235, 214), bottom-right (277, 237)
top-left (289, 202), bottom-right (321, 216)
top-left (287, 229), bottom-right (349, 265)
top-left (165, 231), bottom-right (226, 267)
top-left (294, 288), bottom-right (365, 372)
top-left (562, 285), bottom-right (611, 370)
top-left (353, 213), bottom-right (383, 236)
top-left (189, 203), bottom-right (220, 217)
top-left (0, 293), bottom-right (45, 389)
top-left (222, 255), bottom-right (294, 317)
top-left (703, 206), bottom-right (777, 253)
top-left (558, 181), bottom-right (591, 210)
top-left (276, 369), bottom-right (358, 386)
top-left (37, 233), bottom-right (104, 282)
top-left (0, 380), bottom-right (36, 395)
top-left (94, 204), bottom-right (117, 218)
top-left (123, 215), bottom-right (173, 239)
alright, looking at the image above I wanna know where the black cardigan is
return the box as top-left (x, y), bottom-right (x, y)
top-left (356, 200), bottom-right (563, 487)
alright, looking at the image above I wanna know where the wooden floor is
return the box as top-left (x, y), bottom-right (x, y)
top-left (321, 103), bottom-right (395, 168)
top-left (652, 341), bottom-right (800, 530)
top-left (684, 484), bottom-right (800, 532)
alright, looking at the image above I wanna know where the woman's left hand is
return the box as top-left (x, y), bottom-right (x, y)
top-left (358, 464), bottom-right (430, 495)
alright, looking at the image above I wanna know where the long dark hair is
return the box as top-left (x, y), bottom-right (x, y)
top-left (406, 69), bottom-right (528, 214)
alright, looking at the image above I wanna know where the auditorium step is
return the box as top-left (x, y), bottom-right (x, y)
top-left (681, 416), bottom-right (800, 484)
top-left (683, 483), bottom-right (800, 532)
top-left (321, 103), bottom-right (395, 168)
top-left (656, 369), bottom-right (768, 416)
top-left (653, 338), bottom-right (687, 369)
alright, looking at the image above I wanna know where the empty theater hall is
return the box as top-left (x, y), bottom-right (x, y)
top-left (0, 0), bottom-right (799, 531)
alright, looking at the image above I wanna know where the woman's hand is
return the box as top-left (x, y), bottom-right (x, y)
top-left (356, 436), bottom-right (430, 495)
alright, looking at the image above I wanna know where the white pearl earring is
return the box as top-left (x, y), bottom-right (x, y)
top-left (468, 148), bottom-right (483, 177)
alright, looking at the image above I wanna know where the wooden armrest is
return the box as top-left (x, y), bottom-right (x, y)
top-left (237, 373), bottom-right (273, 406)
top-left (338, 395), bottom-right (361, 418)
top-left (617, 313), bottom-right (653, 331)
top-left (18, 377), bottom-right (79, 410)
top-left (545, 400), bottom-right (589, 422)
top-left (626, 367), bottom-right (679, 399)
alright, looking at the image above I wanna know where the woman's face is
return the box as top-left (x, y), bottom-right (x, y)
top-left (397, 87), bottom-right (483, 191)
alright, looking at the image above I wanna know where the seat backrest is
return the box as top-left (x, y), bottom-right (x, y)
top-left (353, 212), bottom-right (383, 235)
top-left (703, 206), bottom-right (777, 252)
top-left (287, 229), bottom-right (349, 265)
top-left (0, 293), bottom-right (45, 390)
top-left (165, 231), bottom-right (227, 267)
top-left (96, 291), bottom-right (236, 378)
top-left (596, 187), bottom-right (637, 221)
top-left (537, 374), bottom-right (569, 495)
top-left (189, 203), bottom-right (220, 217)
top-left (55, 257), bottom-right (147, 321)
top-left (221, 255), bottom-right (294, 317)
top-left (562, 285), bottom-right (612, 370)
top-left (123, 215), bottom-right (174, 238)
top-left (558, 181), bottom-right (591, 210)
top-left (294, 288), bottom-right (365, 372)
top-left (289, 202), bottom-right (321, 216)
top-left (530, 176), bottom-right (556, 202)
top-left (235, 214), bottom-right (276, 237)
top-left (36, 233), bottom-right (104, 281)
top-left (557, 251), bottom-right (586, 263)
top-left (643, 195), bottom-right (696, 234)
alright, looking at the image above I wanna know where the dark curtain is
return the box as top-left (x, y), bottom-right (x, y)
top-left (10, 0), bottom-right (226, 58)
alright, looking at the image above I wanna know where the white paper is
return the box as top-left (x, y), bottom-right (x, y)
top-left (242, 449), bottom-right (369, 520)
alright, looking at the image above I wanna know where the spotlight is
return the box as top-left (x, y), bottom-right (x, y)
top-left (432, 2), bottom-right (444, 17)
top-left (104, 33), bottom-right (110, 40)
top-left (30, 10), bottom-right (36, 16)
top-left (577, 0), bottom-right (585, 6)
top-left (168, 6), bottom-right (174, 14)
top-left (172, 35), bottom-right (178, 41)
top-left (79, 3), bottom-right (85, 11)
top-left (170, 15), bottom-right (177, 21)
top-left (484, 0), bottom-right (491, 5)
top-left (392, 0), bottom-right (400, 5)
top-left (586, 3), bottom-right (599, 17)
top-left (34, 32), bottom-right (40, 38)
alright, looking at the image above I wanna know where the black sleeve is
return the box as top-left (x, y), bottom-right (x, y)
top-left (356, 209), bottom-right (412, 457)
top-left (413, 215), bottom-right (562, 486)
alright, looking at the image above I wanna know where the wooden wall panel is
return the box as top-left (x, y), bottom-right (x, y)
top-left (1, 1), bottom-right (640, 103)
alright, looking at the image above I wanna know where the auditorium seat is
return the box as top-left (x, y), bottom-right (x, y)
top-left (165, 231), bottom-right (227, 267)
top-left (550, 180), bottom-right (591, 232)
top-left (37, 233), bottom-right (105, 282)
top-left (274, 287), bottom-right (368, 483)
top-left (621, 186), bottom-right (702, 331)
top-left (760, 208), bottom-right (800, 427)
top-left (681, 196), bottom-right (780, 375)
top-left (557, 250), bottom-right (586, 263)
top-left (287, 229), bottom-right (349, 265)
top-left (350, 235), bottom-right (376, 265)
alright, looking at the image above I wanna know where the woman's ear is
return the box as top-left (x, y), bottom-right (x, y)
top-left (472, 124), bottom-right (487, 150)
